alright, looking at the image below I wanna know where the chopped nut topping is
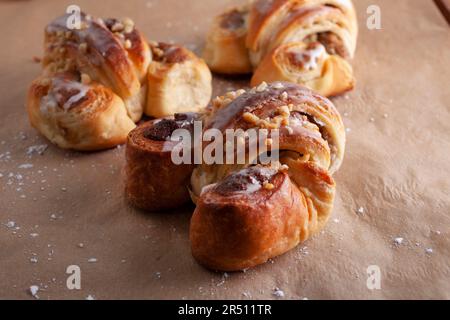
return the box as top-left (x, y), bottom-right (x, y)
top-left (273, 82), bottom-right (284, 89)
top-left (122, 17), bottom-right (135, 33)
top-left (80, 21), bottom-right (89, 30)
top-left (285, 126), bottom-right (294, 135)
top-left (115, 32), bottom-right (125, 39)
top-left (243, 112), bottom-right (260, 125)
top-left (277, 105), bottom-right (290, 117)
top-left (124, 39), bottom-right (132, 49)
top-left (256, 81), bottom-right (268, 92)
top-left (263, 181), bottom-right (275, 190)
top-left (64, 31), bottom-right (72, 39)
top-left (81, 73), bottom-right (91, 85)
top-left (79, 42), bottom-right (88, 53)
top-left (111, 22), bottom-right (124, 32)
top-left (280, 91), bottom-right (288, 100)
top-left (153, 48), bottom-right (164, 58)
top-left (41, 78), bottom-right (51, 86)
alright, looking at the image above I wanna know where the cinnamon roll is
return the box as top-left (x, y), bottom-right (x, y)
top-left (125, 113), bottom-right (199, 211)
top-left (251, 41), bottom-right (354, 96)
top-left (43, 13), bottom-right (151, 122)
top-left (204, 0), bottom-right (358, 97)
top-left (247, 0), bottom-right (358, 66)
top-left (146, 42), bottom-right (212, 118)
top-left (203, 6), bottom-right (253, 75)
top-left (27, 73), bottom-right (135, 151)
top-left (190, 82), bottom-right (344, 271)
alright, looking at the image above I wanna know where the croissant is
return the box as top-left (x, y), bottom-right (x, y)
top-left (203, 6), bottom-right (253, 75)
top-left (125, 113), bottom-right (199, 211)
top-left (146, 42), bottom-right (212, 118)
top-left (27, 73), bottom-right (135, 151)
top-left (43, 13), bottom-right (151, 122)
top-left (251, 41), bottom-right (354, 96)
top-left (29, 12), bottom-right (212, 151)
top-left (247, 0), bottom-right (358, 66)
top-left (190, 81), bottom-right (345, 271)
top-left (204, 0), bottom-right (358, 97)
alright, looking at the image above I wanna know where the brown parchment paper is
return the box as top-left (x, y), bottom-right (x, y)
top-left (0, 0), bottom-right (449, 300)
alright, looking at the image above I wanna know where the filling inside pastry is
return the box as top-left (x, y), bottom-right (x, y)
top-left (150, 42), bottom-right (189, 64)
top-left (40, 74), bottom-right (92, 112)
top-left (144, 112), bottom-right (198, 141)
top-left (305, 32), bottom-right (349, 60)
top-left (214, 166), bottom-right (279, 195)
top-left (285, 42), bottom-right (327, 72)
top-left (220, 9), bottom-right (246, 30)
top-left (290, 110), bottom-right (336, 163)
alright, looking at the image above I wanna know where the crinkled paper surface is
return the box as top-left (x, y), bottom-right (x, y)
top-left (0, 0), bottom-right (449, 300)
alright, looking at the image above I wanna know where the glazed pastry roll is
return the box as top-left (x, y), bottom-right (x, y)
top-left (203, 6), bottom-right (253, 74)
top-left (251, 42), bottom-right (354, 96)
top-left (191, 163), bottom-right (335, 271)
top-left (146, 42), bottom-right (212, 118)
top-left (246, 0), bottom-right (358, 66)
top-left (27, 73), bottom-right (135, 151)
top-left (191, 165), bottom-right (308, 271)
top-left (43, 13), bottom-right (151, 122)
top-left (190, 82), bottom-right (343, 271)
top-left (191, 81), bottom-right (345, 198)
top-left (125, 113), bottom-right (199, 211)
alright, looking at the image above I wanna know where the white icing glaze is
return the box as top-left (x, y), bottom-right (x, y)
top-left (288, 42), bottom-right (326, 71)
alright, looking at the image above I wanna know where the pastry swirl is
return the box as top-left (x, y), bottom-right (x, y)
top-left (189, 82), bottom-right (344, 271)
top-left (27, 73), bottom-right (135, 150)
top-left (203, 0), bottom-right (358, 97)
top-left (203, 6), bottom-right (253, 74)
top-left (43, 13), bottom-right (151, 122)
top-left (125, 113), bottom-right (199, 211)
top-left (146, 42), bottom-right (212, 118)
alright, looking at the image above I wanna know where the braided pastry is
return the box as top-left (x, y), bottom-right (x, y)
top-left (189, 82), bottom-right (345, 271)
top-left (27, 12), bottom-right (212, 151)
top-left (204, 0), bottom-right (358, 97)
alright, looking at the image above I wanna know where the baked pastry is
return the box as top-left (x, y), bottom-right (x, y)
top-left (190, 81), bottom-right (345, 271)
top-left (204, 0), bottom-right (358, 96)
top-left (125, 113), bottom-right (199, 211)
top-left (43, 13), bottom-right (151, 122)
top-left (251, 41), bottom-right (354, 96)
top-left (146, 42), bottom-right (212, 118)
top-left (246, 0), bottom-right (358, 66)
top-left (27, 73), bottom-right (135, 151)
top-left (203, 6), bottom-right (253, 74)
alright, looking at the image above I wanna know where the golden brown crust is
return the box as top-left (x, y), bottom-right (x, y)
top-left (247, 0), bottom-right (357, 65)
top-left (125, 117), bottom-right (197, 211)
top-left (204, 0), bottom-right (358, 96)
top-left (189, 82), bottom-right (344, 271)
top-left (203, 6), bottom-right (253, 74)
top-left (146, 42), bottom-right (212, 118)
top-left (27, 73), bottom-right (136, 151)
top-left (43, 13), bottom-right (151, 122)
top-left (251, 42), bottom-right (355, 96)
top-left (191, 166), bottom-right (310, 271)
